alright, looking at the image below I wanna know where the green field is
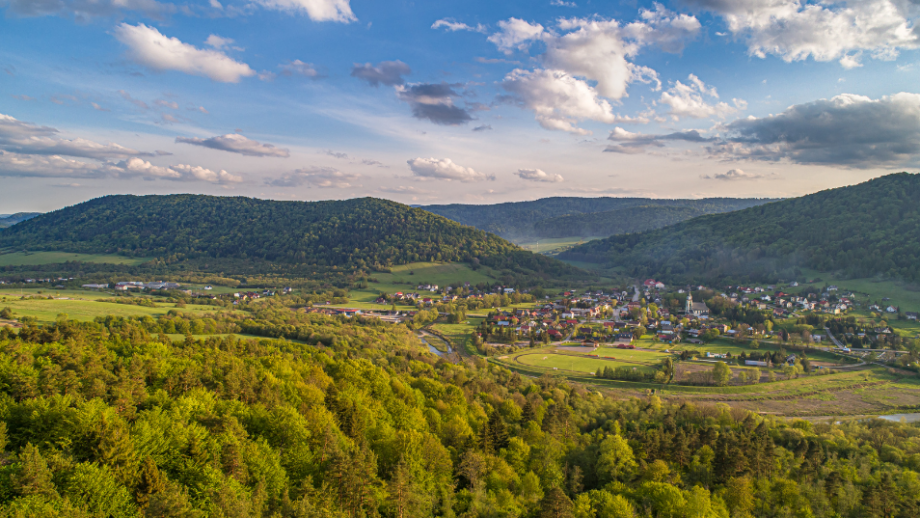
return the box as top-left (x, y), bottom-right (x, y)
top-left (0, 251), bottom-right (150, 266)
top-left (793, 268), bottom-right (920, 312)
top-left (0, 297), bottom-right (235, 324)
top-left (515, 352), bottom-right (659, 375)
top-left (516, 236), bottom-right (604, 255)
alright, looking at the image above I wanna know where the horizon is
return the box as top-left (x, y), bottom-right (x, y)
top-left (3, 0), bottom-right (920, 211)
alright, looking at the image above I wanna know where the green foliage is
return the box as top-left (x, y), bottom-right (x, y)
top-left (564, 173), bottom-right (920, 283)
top-left (533, 202), bottom-right (773, 239)
top-left (424, 198), bottom-right (774, 240)
top-left (0, 306), bottom-right (919, 517)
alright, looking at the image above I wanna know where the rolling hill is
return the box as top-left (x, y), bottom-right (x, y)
top-left (0, 194), bottom-right (583, 280)
top-left (561, 173), bottom-right (920, 283)
top-left (0, 212), bottom-right (40, 228)
top-left (422, 197), bottom-right (776, 241)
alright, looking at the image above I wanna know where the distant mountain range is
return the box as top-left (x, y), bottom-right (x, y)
top-left (0, 212), bottom-right (40, 229)
top-left (561, 173), bottom-right (920, 283)
top-left (0, 195), bottom-right (585, 281)
top-left (422, 197), bottom-right (777, 241)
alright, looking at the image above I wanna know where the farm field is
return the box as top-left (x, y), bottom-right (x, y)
top-left (795, 268), bottom-right (920, 311)
top-left (367, 262), bottom-right (499, 294)
top-left (0, 250), bottom-right (150, 266)
top-left (516, 236), bottom-right (603, 255)
top-left (0, 297), bottom-right (235, 324)
top-left (666, 337), bottom-right (849, 364)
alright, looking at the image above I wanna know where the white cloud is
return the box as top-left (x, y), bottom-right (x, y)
top-left (280, 59), bottom-right (320, 77)
top-left (659, 74), bottom-right (745, 120)
top-left (488, 18), bottom-right (545, 54)
top-left (154, 99), bottom-right (179, 109)
top-left (407, 157), bottom-right (495, 182)
top-left (551, 0), bottom-right (577, 6)
top-left (205, 34), bottom-right (235, 49)
top-left (492, 8), bottom-right (701, 133)
top-left (700, 168), bottom-right (767, 180)
top-left (0, 151), bottom-right (240, 183)
top-left (255, 0), bottom-right (355, 22)
top-left (681, 0), bottom-right (920, 67)
top-left (515, 168), bottom-right (564, 182)
top-left (0, 112), bottom-right (147, 160)
top-left (432, 19), bottom-right (487, 33)
top-left (267, 167), bottom-right (359, 187)
top-left (114, 24), bottom-right (255, 83)
top-left (500, 69), bottom-right (642, 135)
top-left (176, 133), bottom-right (290, 157)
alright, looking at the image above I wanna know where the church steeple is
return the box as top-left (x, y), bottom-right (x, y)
top-left (685, 291), bottom-right (693, 314)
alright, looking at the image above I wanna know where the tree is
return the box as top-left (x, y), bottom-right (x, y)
top-left (0, 307), bottom-right (12, 319)
top-left (540, 487), bottom-right (574, 518)
top-left (713, 362), bottom-right (732, 387)
top-left (596, 434), bottom-right (637, 484)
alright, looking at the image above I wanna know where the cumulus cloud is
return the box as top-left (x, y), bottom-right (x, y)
top-left (2, 0), bottom-right (174, 19)
top-left (280, 59), bottom-right (320, 77)
top-left (205, 35), bottom-right (235, 49)
top-left (515, 168), bottom-right (564, 182)
top-left (604, 126), bottom-right (714, 153)
top-left (407, 157), bottom-right (494, 182)
top-left (501, 69), bottom-right (642, 135)
top-left (396, 83), bottom-right (473, 125)
top-left (488, 18), bottom-right (545, 54)
top-left (700, 168), bottom-right (767, 180)
top-left (266, 167), bottom-right (359, 187)
top-left (432, 19), bottom-right (487, 33)
top-left (680, 0), bottom-right (920, 67)
top-left (351, 60), bottom-right (411, 86)
top-left (114, 24), bottom-right (255, 83)
top-left (176, 133), bottom-right (290, 157)
top-left (255, 0), bottom-right (355, 22)
top-left (492, 8), bottom-right (702, 133)
top-left (659, 74), bottom-right (746, 120)
top-left (0, 112), bottom-right (148, 160)
top-left (0, 151), bottom-right (240, 183)
top-left (708, 92), bottom-right (920, 168)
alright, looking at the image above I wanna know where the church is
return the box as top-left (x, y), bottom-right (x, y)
top-left (685, 292), bottom-right (710, 319)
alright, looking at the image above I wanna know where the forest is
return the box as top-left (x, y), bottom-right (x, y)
top-left (0, 299), bottom-right (919, 518)
top-left (562, 173), bottom-right (920, 284)
top-left (422, 198), bottom-right (775, 241)
top-left (0, 195), bottom-right (589, 286)
top-left (531, 204), bottom-right (769, 240)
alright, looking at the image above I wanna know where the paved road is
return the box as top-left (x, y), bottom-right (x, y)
top-left (824, 326), bottom-right (844, 347)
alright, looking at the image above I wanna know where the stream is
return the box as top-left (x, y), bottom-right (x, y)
top-left (418, 334), bottom-right (453, 356)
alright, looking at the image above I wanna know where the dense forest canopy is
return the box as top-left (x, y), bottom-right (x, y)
top-left (0, 304), bottom-right (918, 518)
top-left (0, 214), bottom-right (39, 229)
top-left (561, 173), bottom-right (920, 284)
top-left (532, 205), bottom-right (768, 239)
top-left (422, 198), bottom-right (776, 240)
top-left (0, 195), bottom-right (574, 276)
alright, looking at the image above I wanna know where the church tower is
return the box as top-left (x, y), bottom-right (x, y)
top-left (685, 292), bottom-right (693, 314)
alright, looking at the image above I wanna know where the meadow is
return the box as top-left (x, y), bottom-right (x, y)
top-left (0, 250), bottom-right (150, 266)
top-left (0, 295), bottom-right (235, 324)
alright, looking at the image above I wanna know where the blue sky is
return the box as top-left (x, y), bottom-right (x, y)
top-left (2, 0), bottom-right (920, 211)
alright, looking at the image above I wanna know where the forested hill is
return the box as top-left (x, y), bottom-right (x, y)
top-left (562, 173), bottom-right (920, 283)
top-left (0, 195), bottom-right (574, 275)
top-left (422, 197), bottom-right (775, 240)
top-left (0, 213), bottom-right (40, 229)
top-left (533, 205), bottom-right (750, 239)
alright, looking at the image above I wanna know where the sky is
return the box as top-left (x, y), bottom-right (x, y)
top-left (2, 0), bottom-right (920, 212)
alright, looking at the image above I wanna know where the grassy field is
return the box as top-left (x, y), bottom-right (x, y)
top-left (0, 251), bottom-right (150, 266)
top-left (368, 262), bottom-right (498, 293)
top-left (516, 236), bottom-right (604, 255)
top-left (515, 352), bottom-right (659, 375)
top-left (0, 297), bottom-right (235, 324)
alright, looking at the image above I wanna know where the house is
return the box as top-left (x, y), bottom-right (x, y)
top-left (745, 360), bottom-right (769, 367)
top-left (643, 279), bottom-right (657, 288)
top-left (887, 306), bottom-right (898, 313)
top-left (82, 283), bottom-right (108, 290)
top-left (907, 312), bottom-right (919, 321)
